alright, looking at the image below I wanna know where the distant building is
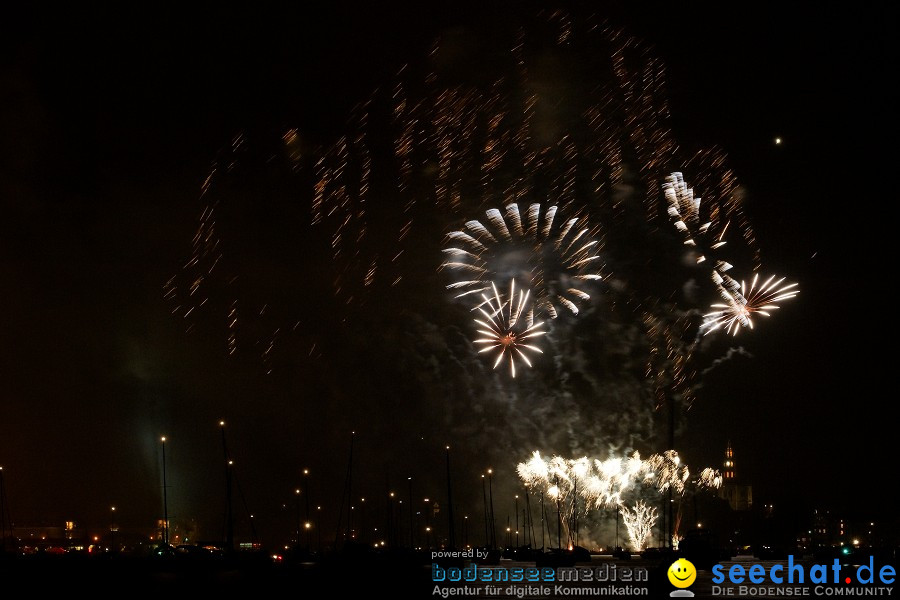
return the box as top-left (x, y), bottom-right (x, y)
top-left (718, 442), bottom-right (752, 511)
top-left (11, 521), bottom-right (84, 551)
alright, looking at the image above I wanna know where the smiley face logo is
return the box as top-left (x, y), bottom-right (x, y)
top-left (668, 558), bottom-right (697, 588)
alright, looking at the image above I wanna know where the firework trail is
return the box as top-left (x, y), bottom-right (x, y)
top-left (672, 507), bottom-right (683, 550)
top-left (658, 171), bottom-right (797, 410)
top-left (173, 14), bottom-right (762, 355)
top-left (642, 309), bottom-right (699, 410)
top-left (304, 14), bottom-right (759, 313)
top-left (663, 171), bottom-right (798, 338)
top-left (663, 171), bottom-right (730, 267)
top-left (473, 280), bottom-right (546, 377)
top-left (165, 11), bottom-right (797, 464)
top-left (163, 132), bottom-right (320, 373)
top-left (443, 203), bottom-right (604, 318)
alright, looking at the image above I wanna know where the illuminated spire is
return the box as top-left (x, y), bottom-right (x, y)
top-left (723, 441), bottom-right (735, 480)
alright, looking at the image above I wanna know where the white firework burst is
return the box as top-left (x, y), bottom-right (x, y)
top-left (621, 500), bottom-right (658, 551)
top-left (663, 171), bottom-right (728, 264)
top-left (696, 467), bottom-right (723, 490)
top-left (703, 272), bottom-right (799, 335)
top-left (645, 450), bottom-right (689, 494)
top-left (443, 203), bottom-right (604, 318)
top-left (473, 280), bottom-right (546, 377)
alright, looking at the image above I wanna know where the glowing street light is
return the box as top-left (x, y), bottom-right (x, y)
top-left (110, 506), bottom-right (118, 552)
top-left (302, 468), bottom-right (311, 552)
top-left (160, 436), bottom-right (169, 546)
top-left (514, 494), bottom-right (519, 548)
top-left (487, 469), bottom-right (496, 549)
top-left (294, 489), bottom-right (302, 547)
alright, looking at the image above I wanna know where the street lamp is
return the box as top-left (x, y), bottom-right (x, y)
top-left (220, 421), bottom-right (234, 554)
top-left (515, 495), bottom-right (519, 548)
top-left (481, 474), bottom-right (488, 548)
top-left (408, 477), bottom-right (413, 549)
top-left (160, 436), bottom-right (169, 547)
top-left (445, 445), bottom-right (456, 549)
top-left (487, 469), bottom-right (496, 549)
top-left (316, 506), bottom-right (322, 553)
top-left (110, 506), bottom-right (118, 553)
top-left (359, 496), bottom-right (369, 543)
top-left (388, 493), bottom-right (395, 547)
top-left (295, 489), bottom-right (302, 547)
top-left (303, 469), bottom-right (311, 553)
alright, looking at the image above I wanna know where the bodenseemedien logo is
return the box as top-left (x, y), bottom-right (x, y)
top-left (668, 558), bottom-right (697, 597)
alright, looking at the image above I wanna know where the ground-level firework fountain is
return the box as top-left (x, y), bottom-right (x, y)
top-left (517, 450), bottom-right (721, 550)
top-left (621, 500), bottom-right (657, 551)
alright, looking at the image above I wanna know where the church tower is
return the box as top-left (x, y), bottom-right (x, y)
top-left (724, 441), bottom-right (735, 480)
top-left (719, 441), bottom-right (752, 510)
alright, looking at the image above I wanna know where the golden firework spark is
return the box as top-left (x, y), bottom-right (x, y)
top-left (663, 171), bottom-right (729, 264)
top-left (518, 450), bottom-right (721, 511)
top-left (622, 500), bottom-right (658, 551)
top-left (704, 272), bottom-right (799, 335)
top-left (473, 280), bottom-right (546, 377)
top-left (444, 203), bottom-right (604, 319)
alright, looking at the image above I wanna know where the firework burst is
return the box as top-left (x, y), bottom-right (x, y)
top-left (583, 453), bottom-right (650, 508)
top-left (621, 500), bottom-right (658, 552)
top-left (696, 467), bottom-right (723, 489)
top-left (645, 449), bottom-right (690, 494)
top-left (703, 272), bottom-right (799, 335)
top-left (518, 450), bottom-right (720, 508)
top-left (444, 203), bottom-right (604, 319)
top-left (473, 280), bottom-right (546, 377)
top-left (517, 449), bottom-right (723, 549)
top-left (663, 171), bottom-right (729, 265)
top-left (168, 12), bottom-right (795, 447)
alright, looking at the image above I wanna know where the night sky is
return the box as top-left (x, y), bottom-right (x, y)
top-left (0, 2), bottom-right (891, 546)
